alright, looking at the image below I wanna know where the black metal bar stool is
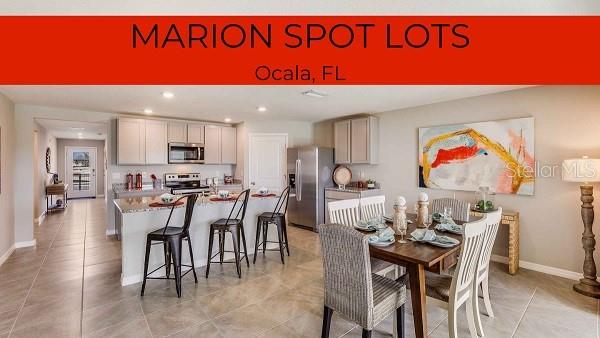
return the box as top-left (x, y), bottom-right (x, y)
top-left (141, 194), bottom-right (199, 298)
top-left (205, 189), bottom-right (251, 278)
top-left (253, 186), bottom-right (291, 264)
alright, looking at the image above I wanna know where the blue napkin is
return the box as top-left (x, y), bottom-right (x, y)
top-left (434, 223), bottom-right (462, 234)
top-left (357, 218), bottom-right (386, 230)
top-left (432, 212), bottom-right (456, 225)
top-left (410, 229), bottom-right (459, 246)
top-left (368, 227), bottom-right (395, 243)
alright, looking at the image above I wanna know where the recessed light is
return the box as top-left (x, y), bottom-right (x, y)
top-left (224, 118), bottom-right (232, 123)
top-left (77, 132), bottom-right (83, 136)
top-left (143, 108), bottom-right (153, 114)
top-left (69, 127), bottom-right (85, 131)
top-left (257, 106), bottom-right (267, 112)
top-left (162, 91), bottom-right (174, 99)
top-left (302, 89), bottom-right (327, 98)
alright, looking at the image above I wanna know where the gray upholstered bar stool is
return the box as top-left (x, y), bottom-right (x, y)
top-left (318, 224), bottom-right (406, 338)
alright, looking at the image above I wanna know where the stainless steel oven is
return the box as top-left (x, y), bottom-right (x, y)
top-left (168, 143), bottom-right (205, 164)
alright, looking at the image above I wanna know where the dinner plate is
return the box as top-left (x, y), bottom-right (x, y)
top-left (383, 216), bottom-right (413, 224)
top-left (410, 237), bottom-right (459, 248)
top-left (434, 226), bottom-right (462, 235)
top-left (368, 239), bottom-right (395, 247)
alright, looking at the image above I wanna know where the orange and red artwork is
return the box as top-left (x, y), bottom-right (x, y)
top-left (418, 117), bottom-right (534, 195)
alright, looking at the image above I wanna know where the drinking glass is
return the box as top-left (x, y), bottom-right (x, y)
top-left (424, 215), bottom-right (433, 229)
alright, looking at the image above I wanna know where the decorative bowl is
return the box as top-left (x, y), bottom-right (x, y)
top-left (160, 193), bottom-right (175, 204)
top-left (218, 190), bottom-right (230, 199)
top-left (258, 187), bottom-right (269, 195)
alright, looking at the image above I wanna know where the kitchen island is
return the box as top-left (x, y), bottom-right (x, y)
top-left (114, 195), bottom-right (279, 286)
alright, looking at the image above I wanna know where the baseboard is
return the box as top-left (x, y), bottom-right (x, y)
top-left (105, 229), bottom-right (117, 236)
top-left (491, 254), bottom-right (582, 281)
top-left (0, 244), bottom-right (16, 267)
top-left (97, 194), bottom-right (105, 198)
top-left (35, 212), bottom-right (46, 225)
top-left (15, 239), bottom-right (37, 248)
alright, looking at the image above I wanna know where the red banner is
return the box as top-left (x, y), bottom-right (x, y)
top-left (0, 16), bottom-right (599, 84)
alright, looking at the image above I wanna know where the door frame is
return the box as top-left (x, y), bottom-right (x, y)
top-left (248, 133), bottom-right (289, 192)
top-left (65, 146), bottom-right (97, 198)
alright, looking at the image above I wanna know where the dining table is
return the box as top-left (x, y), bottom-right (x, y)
top-left (365, 213), bottom-right (469, 338)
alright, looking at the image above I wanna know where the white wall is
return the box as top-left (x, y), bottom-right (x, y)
top-left (0, 93), bottom-right (15, 263)
top-left (314, 86), bottom-right (600, 274)
top-left (235, 120), bottom-right (314, 187)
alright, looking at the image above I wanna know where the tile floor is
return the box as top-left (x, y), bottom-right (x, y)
top-left (0, 198), bottom-right (598, 337)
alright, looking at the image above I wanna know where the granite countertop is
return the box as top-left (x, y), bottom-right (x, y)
top-left (325, 186), bottom-right (382, 193)
top-left (112, 183), bottom-right (171, 194)
top-left (114, 194), bottom-right (277, 214)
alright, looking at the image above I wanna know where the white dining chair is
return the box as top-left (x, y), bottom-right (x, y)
top-left (327, 198), bottom-right (399, 279)
top-left (360, 195), bottom-right (386, 221)
top-left (328, 199), bottom-right (361, 227)
top-left (359, 195), bottom-right (400, 279)
top-left (473, 208), bottom-right (502, 336)
top-left (430, 198), bottom-right (471, 222)
top-left (424, 216), bottom-right (487, 338)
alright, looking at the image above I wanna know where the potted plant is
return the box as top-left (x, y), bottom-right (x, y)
top-left (366, 179), bottom-right (376, 189)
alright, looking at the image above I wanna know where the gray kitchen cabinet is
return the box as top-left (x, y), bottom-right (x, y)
top-left (334, 120), bottom-right (351, 164)
top-left (204, 125), bottom-right (237, 164)
top-left (187, 123), bottom-right (205, 144)
top-left (220, 126), bottom-right (237, 164)
top-left (168, 122), bottom-right (188, 143)
top-left (144, 120), bottom-right (168, 164)
top-left (334, 116), bottom-right (379, 165)
top-left (118, 117), bottom-right (146, 165)
top-left (204, 125), bottom-right (222, 164)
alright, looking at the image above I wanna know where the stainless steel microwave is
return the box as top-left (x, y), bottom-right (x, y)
top-left (168, 143), bottom-right (205, 164)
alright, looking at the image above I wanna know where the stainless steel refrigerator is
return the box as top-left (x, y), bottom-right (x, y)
top-left (287, 146), bottom-right (334, 231)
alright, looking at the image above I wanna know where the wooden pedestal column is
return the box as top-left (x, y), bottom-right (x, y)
top-left (574, 185), bottom-right (600, 298)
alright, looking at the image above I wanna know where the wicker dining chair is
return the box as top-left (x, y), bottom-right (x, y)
top-left (430, 198), bottom-right (471, 222)
top-left (328, 199), bottom-right (397, 277)
top-left (423, 215), bottom-right (487, 338)
top-left (318, 224), bottom-right (406, 338)
top-left (473, 208), bottom-right (502, 336)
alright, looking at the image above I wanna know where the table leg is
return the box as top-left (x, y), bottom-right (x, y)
top-left (407, 263), bottom-right (427, 338)
top-left (507, 216), bottom-right (519, 275)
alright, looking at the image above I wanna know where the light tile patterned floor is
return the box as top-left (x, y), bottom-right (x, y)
top-left (0, 199), bottom-right (598, 337)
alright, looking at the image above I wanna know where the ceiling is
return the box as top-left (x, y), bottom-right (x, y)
top-left (1, 85), bottom-right (529, 123)
top-left (36, 118), bottom-right (107, 140)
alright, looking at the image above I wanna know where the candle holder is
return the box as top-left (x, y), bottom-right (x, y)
top-left (417, 200), bottom-right (429, 228)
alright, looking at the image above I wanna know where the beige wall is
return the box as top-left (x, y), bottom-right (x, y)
top-left (57, 138), bottom-right (106, 196)
top-left (314, 86), bottom-right (600, 274)
top-left (33, 123), bottom-right (57, 219)
top-left (0, 93), bottom-right (15, 260)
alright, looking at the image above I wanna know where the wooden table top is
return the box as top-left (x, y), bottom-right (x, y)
top-left (367, 214), bottom-right (467, 268)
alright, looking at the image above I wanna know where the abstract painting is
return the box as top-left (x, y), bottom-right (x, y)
top-left (418, 117), bottom-right (534, 195)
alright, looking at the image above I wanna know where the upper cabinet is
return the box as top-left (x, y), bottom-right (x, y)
top-left (334, 116), bottom-right (379, 165)
top-left (187, 124), bottom-right (205, 144)
top-left (333, 120), bottom-right (351, 164)
top-left (220, 126), bottom-right (237, 164)
top-left (118, 118), bottom-right (146, 165)
top-left (204, 125), bottom-right (221, 164)
top-left (117, 117), bottom-right (234, 165)
top-left (204, 125), bottom-right (237, 165)
top-left (145, 120), bottom-right (168, 164)
top-left (168, 122), bottom-right (188, 143)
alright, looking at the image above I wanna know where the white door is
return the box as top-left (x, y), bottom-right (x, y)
top-left (66, 147), bottom-right (97, 198)
top-left (248, 134), bottom-right (288, 193)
